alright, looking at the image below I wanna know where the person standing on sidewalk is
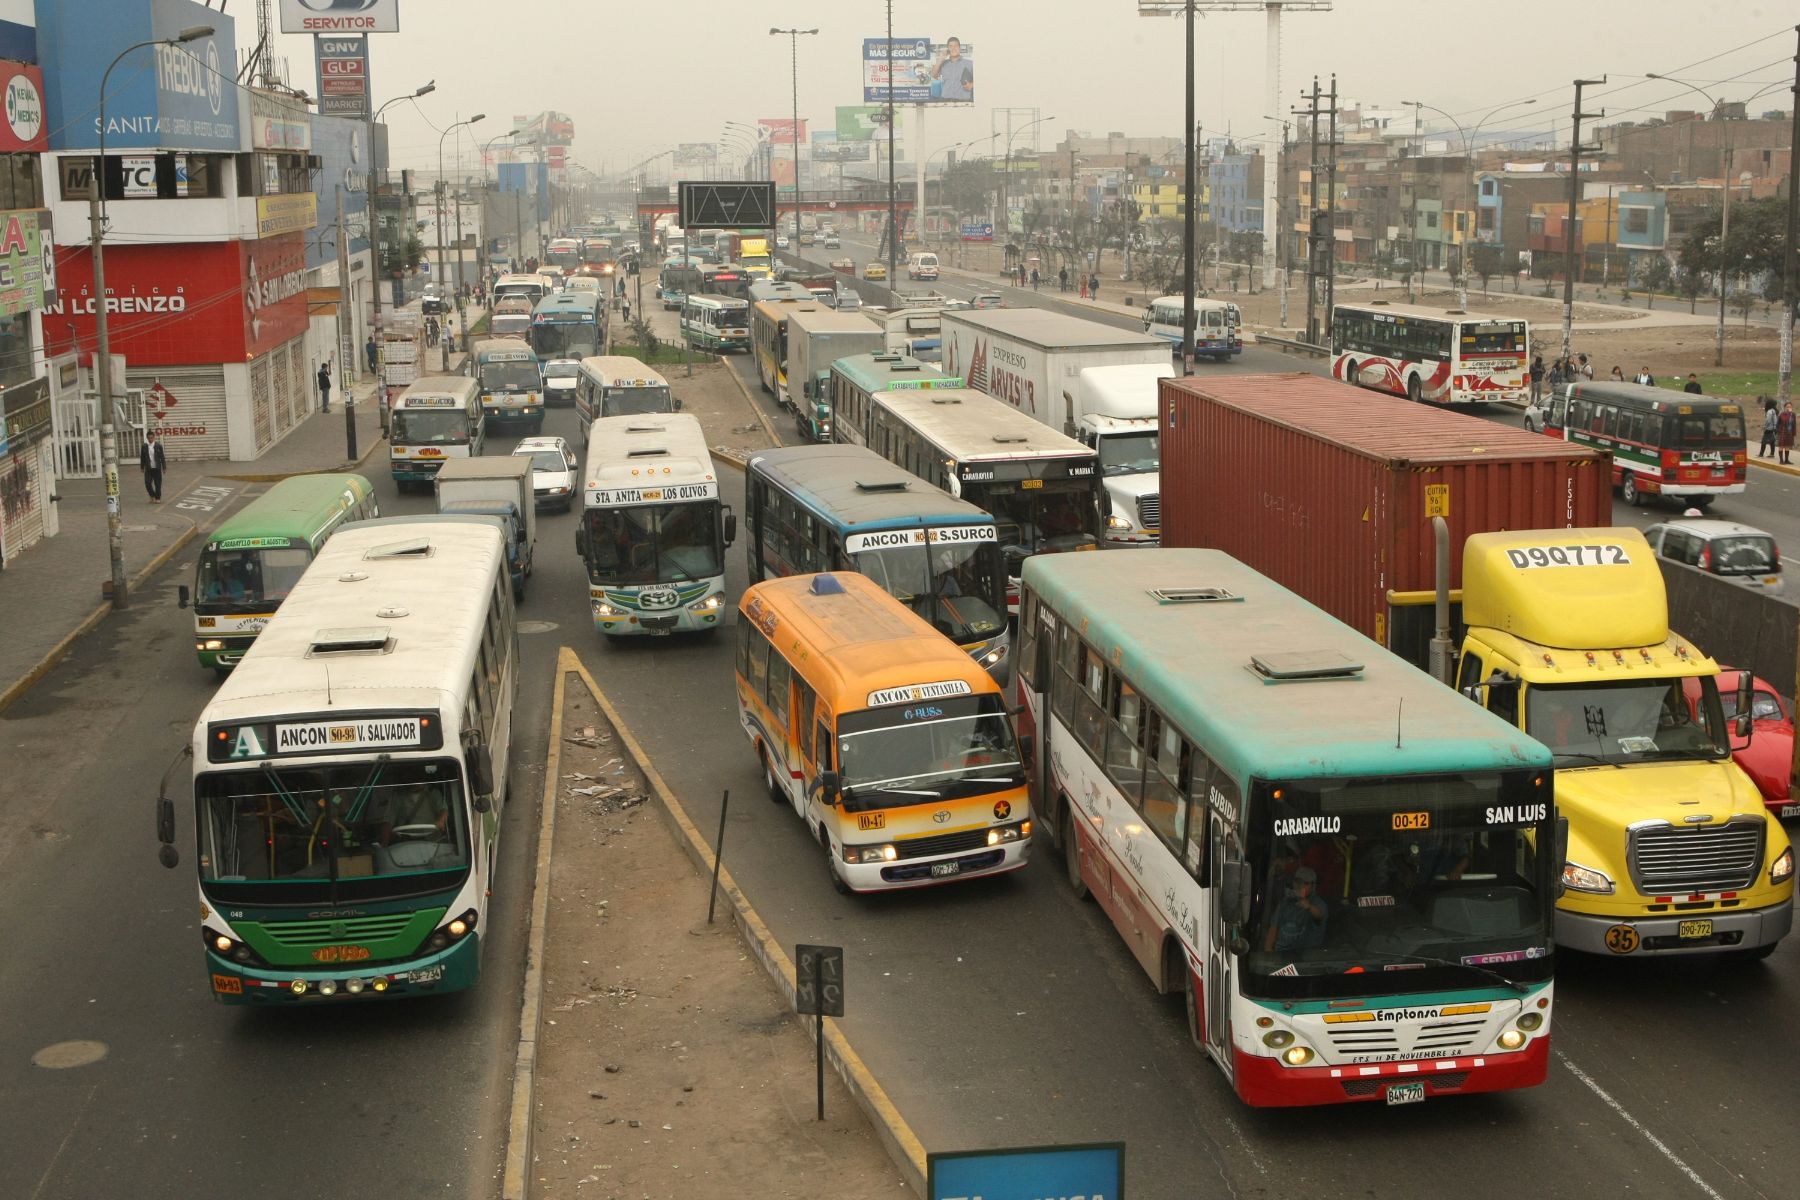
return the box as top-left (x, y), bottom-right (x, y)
top-left (1058, 266), bottom-right (1068, 292)
top-left (1683, 373), bottom-right (1702, 395)
top-left (1089, 273), bottom-right (1100, 303)
top-left (139, 430), bottom-right (166, 503)
top-left (1759, 399), bottom-right (1778, 458)
top-left (317, 360), bottom-right (333, 413)
top-left (1778, 402), bottom-right (1796, 466)
top-left (365, 334), bottom-right (378, 375)
top-left (1529, 354), bottom-right (1544, 402)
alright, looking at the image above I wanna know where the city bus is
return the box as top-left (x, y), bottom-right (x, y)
top-left (827, 352), bottom-right (963, 449)
top-left (574, 356), bottom-right (675, 443)
top-left (490, 297), bottom-right (534, 341)
top-left (734, 570), bottom-right (1031, 894)
top-left (680, 294), bottom-right (750, 353)
top-left (164, 520), bottom-right (518, 1005)
top-left (180, 473), bottom-right (379, 674)
top-left (744, 444), bottom-right (1010, 679)
top-left (491, 272), bottom-right (550, 309)
top-left (659, 261), bottom-right (702, 310)
top-left (750, 297), bottom-right (806, 398)
top-left (575, 412), bottom-right (735, 637)
top-left (532, 292), bottom-right (605, 363)
top-left (1544, 381), bottom-right (1747, 508)
top-left (839, 385), bottom-right (1102, 614)
top-left (473, 337), bottom-right (545, 433)
top-left (699, 264), bottom-right (748, 300)
top-left (546, 237), bottom-right (582, 274)
top-left (389, 375), bottom-right (484, 490)
top-left (1016, 548), bottom-right (1558, 1106)
top-left (1331, 302), bottom-right (1530, 406)
top-left (1143, 296), bottom-right (1243, 361)
top-left (748, 279), bottom-right (813, 305)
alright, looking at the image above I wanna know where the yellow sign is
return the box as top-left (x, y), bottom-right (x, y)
top-left (1392, 812), bottom-right (1431, 830)
top-left (256, 192), bottom-right (318, 238)
top-left (1423, 483), bottom-right (1450, 518)
top-left (1603, 924), bottom-right (1640, 954)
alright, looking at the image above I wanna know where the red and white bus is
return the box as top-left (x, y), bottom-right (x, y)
top-left (1331, 302), bottom-right (1529, 406)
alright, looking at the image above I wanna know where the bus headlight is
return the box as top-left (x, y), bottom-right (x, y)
top-left (594, 601), bottom-right (625, 618)
top-left (691, 593), bottom-right (725, 613)
top-left (986, 822), bottom-right (1027, 846)
top-left (845, 844), bottom-right (897, 864)
top-left (205, 929), bottom-right (256, 964)
top-left (1561, 861), bottom-right (1615, 894)
top-left (1105, 514), bottom-right (1133, 532)
top-left (977, 643), bottom-right (1009, 670)
top-left (1497, 1030), bottom-right (1526, 1051)
top-left (1261, 1029), bottom-right (1295, 1049)
top-left (1516, 1011), bottom-right (1544, 1033)
top-left (1281, 1045), bottom-right (1314, 1066)
top-left (1771, 847), bottom-right (1794, 884)
top-left (199, 639), bottom-right (226, 651)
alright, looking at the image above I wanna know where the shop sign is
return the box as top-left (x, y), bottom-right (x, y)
top-left (256, 192), bottom-right (318, 238)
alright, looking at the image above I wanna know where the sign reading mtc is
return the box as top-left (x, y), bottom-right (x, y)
top-left (928, 1143), bottom-right (1125, 1200)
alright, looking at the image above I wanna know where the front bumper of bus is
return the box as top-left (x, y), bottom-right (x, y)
top-left (391, 456), bottom-right (447, 482)
top-left (836, 834), bottom-right (1031, 893)
top-left (1230, 1035), bottom-right (1549, 1107)
top-left (195, 635), bottom-right (256, 671)
top-left (1555, 898), bottom-right (1792, 956)
top-left (484, 401), bottom-right (542, 424)
top-left (593, 589), bottom-right (729, 636)
top-left (204, 933), bottom-right (482, 1005)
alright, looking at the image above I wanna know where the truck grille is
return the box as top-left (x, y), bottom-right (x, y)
top-left (1323, 1017), bottom-right (1485, 1059)
top-left (1628, 819), bottom-right (1764, 894)
top-left (1137, 494), bottom-right (1161, 531)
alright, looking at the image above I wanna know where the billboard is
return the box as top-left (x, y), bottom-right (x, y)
top-left (247, 88), bottom-right (312, 152)
top-left (305, 114), bottom-right (369, 268)
top-left (813, 132), bottom-right (870, 164)
top-left (0, 61), bottom-right (45, 151)
top-left (279, 0), bottom-right (400, 35)
top-left (862, 37), bottom-right (975, 105)
top-left (315, 35), bottom-right (370, 119)
top-left (0, 209), bottom-right (47, 318)
top-left (836, 105), bottom-right (893, 141)
top-left (675, 142), bottom-right (715, 168)
top-left (0, 0), bottom-right (34, 64)
top-left (758, 118), bottom-right (807, 144)
top-left (513, 110), bottom-right (574, 147)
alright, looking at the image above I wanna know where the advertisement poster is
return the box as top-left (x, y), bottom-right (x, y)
top-left (862, 37), bottom-right (975, 105)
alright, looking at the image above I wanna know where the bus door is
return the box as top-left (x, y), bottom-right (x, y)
top-left (468, 394), bottom-right (486, 454)
top-left (1205, 802), bottom-right (1241, 1075)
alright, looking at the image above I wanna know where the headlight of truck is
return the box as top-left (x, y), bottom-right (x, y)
top-left (1105, 514), bottom-right (1133, 532)
top-left (1771, 847), bottom-right (1794, 884)
top-left (1561, 861), bottom-right (1615, 894)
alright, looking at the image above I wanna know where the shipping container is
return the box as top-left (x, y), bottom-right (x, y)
top-left (1158, 372), bottom-right (1611, 650)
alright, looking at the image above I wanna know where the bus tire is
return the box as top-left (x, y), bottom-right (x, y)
top-left (1406, 374), bottom-right (1423, 404)
top-left (1342, 359), bottom-right (1357, 387)
top-left (1184, 958), bottom-right (1204, 1047)
top-left (1621, 473), bottom-right (1643, 506)
top-left (1062, 800), bottom-right (1090, 901)
top-left (761, 747), bottom-right (784, 805)
top-left (823, 830), bottom-right (852, 895)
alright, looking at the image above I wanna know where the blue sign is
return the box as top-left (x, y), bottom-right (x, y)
top-left (929, 1144), bottom-right (1125, 1200)
top-left (38, 0), bottom-right (239, 151)
top-left (307, 114), bottom-right (370, 269)
top-left (959, 222), bottom-right (994, 243)
top-left (0, 3), bottom-right (35, 64)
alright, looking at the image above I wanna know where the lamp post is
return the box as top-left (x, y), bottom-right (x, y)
top-left (438, 114), bottom-right (485, 370)
top-left (91, 23), bottom-right (214, 611)
top-left (769, 28), bottom-right (819, 245)
top-left (1405, 98), bottom-right (1537, 307)
top-left (1648, 73), bottom-right (1740, 367)
top-left (1139, 2), bottom-right (1198, 368)
top-left (1000, 114), bottom-right (1055, 277)
top-left (368, 81), bottom-right (435, 431)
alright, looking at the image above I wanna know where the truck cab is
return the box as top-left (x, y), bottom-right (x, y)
top-left (1075, 363), bottom-right (1173, 547)
top-left (1453, 528), bottom-right (1793, 959)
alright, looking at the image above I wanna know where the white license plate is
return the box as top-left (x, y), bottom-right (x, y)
top-left (930, 861), bottom-right (961, 878)
top-left (406, 965), bottom-right (444, 984)
top-left (1385, 1081), bottom-right (1425, 1106)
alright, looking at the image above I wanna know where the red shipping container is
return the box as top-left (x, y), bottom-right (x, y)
top-left (1158, 373), bottom-right (1611, 647)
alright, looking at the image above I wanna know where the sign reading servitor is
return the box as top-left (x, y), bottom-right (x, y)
top-left (279, 0), bottom-right (401, 34)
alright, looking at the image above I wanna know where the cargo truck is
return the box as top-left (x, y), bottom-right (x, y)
top-left (434, 456), bottom-right (536, 597)
top-left (940, 309), bottom-right (1171, 433)
top-left (1072, 363), bottom-right (1173, 547)
top-left (783, 305), bottom-right (886, 443)
top-left (1160, 373), bottom-right (1795, 960)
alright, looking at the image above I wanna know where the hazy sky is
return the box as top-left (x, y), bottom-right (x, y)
top-left (264, 1), bottom-right (1796, 177)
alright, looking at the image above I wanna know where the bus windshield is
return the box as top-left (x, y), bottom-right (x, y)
top-left (480, 360), bottom-right (540, 392)
top-left (601, 386), bottom-right (673, 416)
top-left (980, 481), bottom-right (1099, 556)
top-left (1097, 431), bottom-right (1159, 476)
top-left (835, 693), bottom-right (1022, 809)
top-left (851, 538), bottom-right (1008, 643)
top-left (1243, 771), bottom-right (1553, 999)
top-left (391, 409), bottom-right (469, 445)
top-left (1527, 676), bottom-right (1729, 767)
top-left (534, 322), bottom-right (598, 361)
top-left (585, 501), bottom-right (722, 584)
top-left (197, 760), bottom-right (471, 901)
top-left (196, 545), bottom-right (312, 611)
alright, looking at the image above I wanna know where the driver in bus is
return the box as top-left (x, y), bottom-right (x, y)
top-left (375, 782), bottom-right (448, 845)
top-left (1263, 865), bottom-right (1329, 953)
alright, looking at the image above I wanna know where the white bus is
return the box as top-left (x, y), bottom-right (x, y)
top-left (574, 356), bottom-right (675, 443)
top-left (575, 412), bottom-right (736, 637)
top-left (680, 294), bottom-right (751, 353)
top-left (1143, 296), bottom-right (1243, 362)
top-left (1331, 301), bottom-right (1530, 406)
top-left (162, 520), bottom-right (519, 1005)
top-left (388, 376), bottom-right (484, 491)
top-left (491, 272), bottom-right (550, 308)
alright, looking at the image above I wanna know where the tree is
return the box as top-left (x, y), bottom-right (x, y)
top-left (1469, 243), bottom-right (1505, 294)
top-left (1640, 255), bottom-right (1672, 310)
top-left (1676, 262), bottom-right (1705, 313)
top-left (381, 223), bottom-right (424, 279)
top-left (1732, 290), bottom-right (1758, 328)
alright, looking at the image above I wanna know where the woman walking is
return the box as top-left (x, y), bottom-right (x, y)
top-left (1778, 401), bottom-right (1797, 466)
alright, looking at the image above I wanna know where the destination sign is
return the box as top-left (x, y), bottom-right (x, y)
top-left (887, 377), bottom-right (964, 390)
top-left (926, 525), bottom-right (996, 544)
top-left (846, 529), bottom-right (926, 552)
top-left (867, 679), bottom-right (973, 708)
top-left (213, 536), bottom-right (294, 550)
top-left (208, 711), bottom-right (443, 762)
top-left (585, 481), bottom-right (718, 506)
top-left (404, 395), bottom-right (462, 408)
top-left (275, 717), bottom-right (424, 753)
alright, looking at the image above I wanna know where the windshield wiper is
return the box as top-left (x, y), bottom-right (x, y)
top-left (1354, 949), bottom-right (1532, 994)
top-left (1552, 751), bottom-right (1625, 769)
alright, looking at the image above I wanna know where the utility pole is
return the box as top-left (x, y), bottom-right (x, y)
top-left (884, 0), bottom-right (898, 281)
top-left (90, 164), bottom-right (126, 609)
top-left (1300, 76), bottom-right (1322, 346)
top-left (434, 179), bottom-right (450, 370)
top-left (1323, 74), bottom-right (1338, 344)
top-left (1182, 0), bottom-right (1196, 369)
top-left (1563, 77), bottom-right (1606, 366)
top-left (336, 186), bottom-right (358, 462)
top-left (1780, 24), bottom-right (1798, 411)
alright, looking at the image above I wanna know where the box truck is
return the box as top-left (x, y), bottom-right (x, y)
top-left (435, 456), bottom-right (536, 597)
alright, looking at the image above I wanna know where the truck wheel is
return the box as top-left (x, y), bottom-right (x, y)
top-left (1621, 474), bottom-right (1642, 506)
top-left (824, 833), bottom-right (852, 896)
top-left (1063, 800), bottom-right (1090, 901)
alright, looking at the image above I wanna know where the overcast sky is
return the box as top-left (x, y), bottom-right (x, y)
top-left (266, 1), bottom-right (1796, 177)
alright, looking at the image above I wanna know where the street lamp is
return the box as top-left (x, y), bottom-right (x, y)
top-left (1647, 73), bottom-right (1742, 367)
top-left (91, 22), bottom-right (214, 610)
top-left (1001, 115), bottom-right (1055, 274)
top-left (367, 81), bottom-right (435, 436)
top-left (725, 121), bottom-right (769, 180)
top-left (769, 28), bottom-right (819, 244)
top-left (438, 114), bottom-right (485, 370)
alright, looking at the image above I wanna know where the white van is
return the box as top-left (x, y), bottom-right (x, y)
top-left (907, 251), bottom-right (940, 281)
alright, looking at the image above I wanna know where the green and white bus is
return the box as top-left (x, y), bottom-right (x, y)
top-left (680, 294), bottom-right (750, 353)
top-left (474, 337), bottom-right (546, 433)
top-left (162, 520), bottom-right (518, 1005)
top-left (575, 412), bottom-right (735, 637)
top-left (178, 473), bottom-right (379, 674)
top-left (1017, 549), bottom-right (1558, 1107)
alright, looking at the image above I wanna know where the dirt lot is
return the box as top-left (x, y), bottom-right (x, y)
top-left (664, 360), bottom-right (777, 463)
top-left (532, 675), bottom-right (909, 1200)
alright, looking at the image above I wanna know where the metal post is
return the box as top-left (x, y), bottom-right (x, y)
top-left (1182, 0), bottom-right (1196, 369)
top-left (1323, 75), bottom-right (1338, 344)
top-left (885, 0), bottom-right (897, 281)
top-left (435, 180), bottom-right (449, 370)
top-left (1779, 24), bottom-right (1799, 410)
top-left (1303, 77), bottom-right (1320, 346)
top-left (367, 109), bottom-right (384, 420)
top-left (1716, 140), bottom-right (1732, 366)
top-left (455, 185), bottom-right (467, 357)
top-left (707, 790), bottom-right (730, 924)
top-left (90, 182), bottom-right (126, 610)
top-left (337, 187), bottom-right (358, 463)
top-left (1563, 78), bottom-right (1606, 365)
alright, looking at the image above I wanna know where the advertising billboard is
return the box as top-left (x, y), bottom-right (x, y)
top-left (812, 132), bottom-right (870, 164)
top-left (315, 35), bottom-right (370, 119)
top-left (674, 142), bottom-right (715, 169)
top-left (279, 0), bottom-right (400, 35)
top-left (0, 209), bottom-right (47, 318)
top-left (0, 61), bottom-right (45, 152)
top-left (37, 0), bottom-right (239, 151)
top-left (836, 105), bottom-right (892, 141)
top-left (247, 88), bottom-right (312, 152)
top-left (758, 118), bottom-right (808, 144)
top-left (862, 37), bottom-right (974, 105)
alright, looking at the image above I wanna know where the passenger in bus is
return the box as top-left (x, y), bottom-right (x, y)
top-left (1263, 865), bottom-right (1329, 952)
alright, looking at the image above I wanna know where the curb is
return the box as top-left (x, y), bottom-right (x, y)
top-left (500, 647), bottom-right (571, 1200)
top-left (723, 359), bottom-right (786, 450)
top-left (213, 429), bottom-right (388, 484)
top-left (562, 651), bottom-right (929, 1197)
top-left (0, 521), bottom-right (199, 717)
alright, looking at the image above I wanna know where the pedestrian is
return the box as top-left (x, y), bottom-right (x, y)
top-left (1547, 359), bottom-right (1565, 389)
top-left (1610, 365), bottom-right (1625, 381)
top-left (139, 430), bottom-right (166, 503)
top-left (1529, 354), bottom-right (1544, 402)
top-left (317, 360), bottom-right (333, 413)
top-left (1633, 366), bottom-right (1655, 387)
top-left (1577, 353), bottom-right (1594, 381)
top-left (365, 334), bottom-right (377, 375)
top-left (621, 295), bottom-right (631, 321)
top-left (1779, 402), bottom-right (1796, 466)
top-left (1758, 398), bottom-right (1778, 457)
top-left (1089, 273), bottom-right (1100, 303)
top-left (1030, 266), bottom-right (1040, 291)
top-left (1058, 266), bottom-right (1068, 292)
top-left (1079, 277), bottom-right (1089, 299)
top-left (1683, 373), bottom-right (1702, 395)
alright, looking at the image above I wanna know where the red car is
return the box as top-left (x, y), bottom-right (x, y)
top-left (1683, 668), bottom-right (1796, 818)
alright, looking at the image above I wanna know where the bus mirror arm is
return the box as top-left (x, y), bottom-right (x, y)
top-left (177, 585), bottom-right (190, 610)
top-left (464, 731), bottom-right (495, 807)
top-left (1734, 673), bottom-right (1755, 743)
top-left (1219, 860), bottom-right (1250, 927)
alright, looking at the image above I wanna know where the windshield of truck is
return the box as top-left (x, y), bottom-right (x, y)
top-left (585, 500), bottom-right (722, 585)
top-left (835, 692), bottom-right (1021, 809)
top-left (980, 480), bottom-right (1099, 557)
top-left (195, 545), bottom-right (312, 612)
top-left (480, 360), bottom-right (540, 392)
top-left (1097, 431), bottom-right (1159, 476)
top-left (391, 408), bottom-right (469, 445)
top-left (601, 386), bottom-right (673, 416)
top-left (1666, 411), bottom-right (1746, 453)
top-left (1242, 771), bottom-right (1553, 999)
top-left (851, 537), bottom-right (1008, 644)
top-left (1528, 676), bottom-right (1729, 766)
top-left (197, 760), bottom-right (470, 903)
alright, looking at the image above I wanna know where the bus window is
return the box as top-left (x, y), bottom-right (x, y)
top-left (1104, 678), bottom-right (1146, 802)
top-left (746, 624), bottom-right (770, 697)
top-left (1073, 644), bottom-right (1108, 757)
top-left (1141, 710), bottom-right (1186, 850)
top-left (767, 653), bottom-right (792, 727)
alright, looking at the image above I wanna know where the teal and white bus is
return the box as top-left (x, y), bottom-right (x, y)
top-left (179, 473), bottom-right (379, 674)
top-left (473, 337), bottom-right (545, 433)
top-left (1017, 549), bottom-right (1558, 1107)
top-left (576, 412), bottom-right (735, 637)
top-left (680, 294), bottom-right (750, 353)
top-left (826, 352), bottom-right (964, 450)
top-left (162, 520), bottom-right (518, 1005)
top-left (532, 292), bottom-right (605, 363)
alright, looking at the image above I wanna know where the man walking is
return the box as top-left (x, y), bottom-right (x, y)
top-left (365, 334), bottom-right (378, 375)
top-left (1089, 273), bottom-right (1100, 303)
top-left (317, 360), bottom-right (333, 413)
top-left (140, 430), bottom-right (166, 503)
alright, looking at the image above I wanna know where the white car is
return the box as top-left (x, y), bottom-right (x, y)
top-left (1643, 518), bottom-right (1784, 594)
top-left (513, 435), bottom-right (579, 513)
top-left (775, 234), bottom-right (791, 249)
top-left (541, 359), bottom-right (581, 407)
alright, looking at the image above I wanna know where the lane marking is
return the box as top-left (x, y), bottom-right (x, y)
top-left (1558, 1052), bottom-right (1726, 1200)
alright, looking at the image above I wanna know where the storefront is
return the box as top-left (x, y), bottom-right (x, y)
top-left (0, 376), bottom-right (54, 567)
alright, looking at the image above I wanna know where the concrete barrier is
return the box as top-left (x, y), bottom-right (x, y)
top-left (1659, 558), bottom-right (1797, 696)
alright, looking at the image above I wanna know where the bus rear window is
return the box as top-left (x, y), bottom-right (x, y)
top-left (1669, 413), bottom-right (1744, 450)
top-left (1461, 323), bottom-right (1526, 354)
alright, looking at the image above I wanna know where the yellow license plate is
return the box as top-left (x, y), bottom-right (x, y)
top-left (1021, 479), bottom-right (1043, 489)
top-left (1678, 919), bottom-right (1713, 939)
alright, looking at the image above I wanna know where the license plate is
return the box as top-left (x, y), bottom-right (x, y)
top-left (930, 861), bottom-right (962, 878)
top-left (406, 965), bottom-right (444, 984)
top-left (1678, 919), bottom-right (1713, 940)
top-left (647, 628), bottom-right (672, 637)
top-left (1385, 1081), bottom-right (1425, 1106)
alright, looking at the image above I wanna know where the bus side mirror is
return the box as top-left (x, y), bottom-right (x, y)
top-left (469, 745), bottom-right (495, 812)
top-left (1219, 860), bottom-right (1250, 926)
top-left (1554, 816), bottom-right (1570, 898)
top-left (575, 527), bottom-right (589, 557)
top-left (156, 796), bottom-right (179, 869)
top-left (1017, 733), bottom-right (1034, 759)
top-left (177, 585), bottom-right (190, 610)
top-left (674, 398), bottom-right (684, 411)
top-left (722, 507), bottom-right (737, 546)
top-left (816, 770), bottom-right (842, 805)
top-left (1734, 673), bottom-right (1755, 742)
